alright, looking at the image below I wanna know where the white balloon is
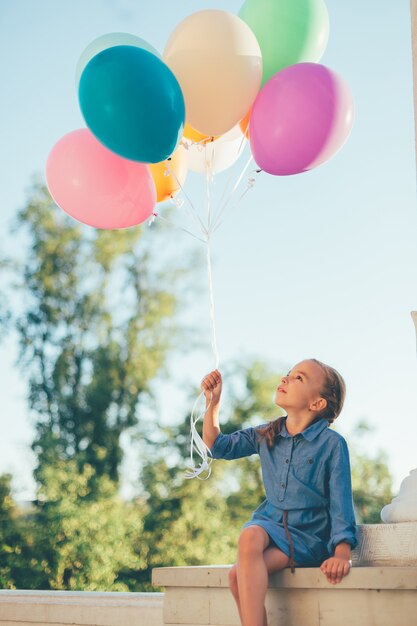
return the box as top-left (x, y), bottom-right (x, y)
top-left (184, 126), bottom-right (247, 174)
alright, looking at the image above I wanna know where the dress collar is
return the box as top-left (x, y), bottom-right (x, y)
top-left (280, 416), bottom-right (329, 441)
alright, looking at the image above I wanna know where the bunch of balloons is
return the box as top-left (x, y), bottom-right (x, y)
top-left (45, 0), bottom-right (354, 230)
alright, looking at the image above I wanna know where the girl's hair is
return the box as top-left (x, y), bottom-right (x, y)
top-left (257, 359), bottom-right (346, 448)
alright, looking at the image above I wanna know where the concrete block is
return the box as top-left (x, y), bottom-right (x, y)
top-left (265, 589), bottom-right (320, 626)
top-left (163, 588), bottom-right (210, 625)
top-left (208, 588), bottom-right (239, 625)
top-left (352, 522), bottom-right (417, 566)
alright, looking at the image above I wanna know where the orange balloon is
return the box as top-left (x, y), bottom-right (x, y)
top-left (148, 144), bottom-right (188, 203)
top-left (239, 109), bottom-right (251, 139)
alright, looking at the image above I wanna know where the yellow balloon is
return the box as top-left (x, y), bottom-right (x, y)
top-left (164, 10), bottom-right (262, 136)
top-left (183, 122), bottom-right (209, 143)
top-left (183, 122), bottom-right (211, 143)
top-left (183, 122), bottom-right (219, 144)
top-left (148, 145), bottom-right (188, 203)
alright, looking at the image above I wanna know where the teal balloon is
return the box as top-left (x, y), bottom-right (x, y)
top-left (79, 45), bottom-right (185, 163)
top-left (75, 33), bottom-right (161, 87)
top-left (239, 0), bottom-right (329, 86)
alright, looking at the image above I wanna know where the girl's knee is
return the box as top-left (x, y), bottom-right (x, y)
top-left (238, 525), bottom-right (269, 556)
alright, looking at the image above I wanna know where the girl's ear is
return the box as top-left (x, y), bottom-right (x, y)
top-left (310, 397), bottom-right (327, 412)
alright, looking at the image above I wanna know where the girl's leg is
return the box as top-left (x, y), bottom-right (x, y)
top-left (229, 544), bottom-right (291, 626)
top-left (233, 525), bottom-right (290, 626)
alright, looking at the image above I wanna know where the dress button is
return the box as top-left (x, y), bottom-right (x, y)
top-left (285, 459), bottom-right (289, 463)
top-left (281, 482), bottom-right (285, 488)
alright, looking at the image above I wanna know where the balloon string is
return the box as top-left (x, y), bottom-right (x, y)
top-left (185, 234), bottom-right (219, 479)
top-left (184, 390), bottom-right (213, 480)
top-left (205, 144), bottom-right (214, 232)
top-left (150, 212), bottom-right (206, 243)
top-left (168, 167), bottom-right (207, 234)
top-left (185, 168), bottom-right (220, 479)
top-left (216, 167), bottom-right (238, 220)
top-left (211, 135), bottom-right (248, 230)
top-left (205, 233), bottom-right (219, 369)
top-left (211, 155), bottom-right (254, 232)
top-left (213, 169), bottom-right (261, 233)
top-left (169, 194), bottom-right (204, 235)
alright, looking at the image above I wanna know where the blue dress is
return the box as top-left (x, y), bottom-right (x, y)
top-left (210, 417), bottom-right (357, 567)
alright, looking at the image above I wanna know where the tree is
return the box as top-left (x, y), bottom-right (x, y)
top-left (0, 474), bottom-right (39, 589)
top-left (0, 474), bottom-right (19, 588)
top-left (348, 420), bottom-right (393, 523)
top-left (31, 461), bottom-right (145, 590)
top-left (7, 181), bottom-right (183, 489)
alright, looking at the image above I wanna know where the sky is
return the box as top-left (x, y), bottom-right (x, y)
top-left (0, 0), bottom-right (417, 502)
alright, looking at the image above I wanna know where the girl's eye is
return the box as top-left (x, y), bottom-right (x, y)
top-left (296, 375), bottom-right (303, 381)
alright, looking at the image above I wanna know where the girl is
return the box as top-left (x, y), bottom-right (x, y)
top-left (201, 358), bottom-right (357, 626)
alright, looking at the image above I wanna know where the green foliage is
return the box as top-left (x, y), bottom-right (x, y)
top-left (8, 182), bottom-right (179, 487)
top-left (348, 420), bottom-right (393, 523)
top-left (0, 474), bottom-right (18, 587)
top-left (30, 461), bottom-right (144, 590)
top-left (129, 459), bottom-right (237, 591)
top-left (0, 474), bottom-right (38, 589)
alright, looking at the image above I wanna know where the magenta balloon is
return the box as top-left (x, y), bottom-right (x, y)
top-left (250, 63), bottom-right (354, 176)
top-left (45, 129), bottom-right (156, 229)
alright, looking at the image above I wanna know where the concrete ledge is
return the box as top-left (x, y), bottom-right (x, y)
top-left (152, 563), bottom-right (417, 589)
top-left (0, 590), bottom-right (164, 626)
top-left (152, 565), bottom-right (417, 626)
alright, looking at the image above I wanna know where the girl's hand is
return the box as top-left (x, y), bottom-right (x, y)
top-left (201, 369), bottom-right (222, 404)
top-left (320, 557), bottom-right (351, 585)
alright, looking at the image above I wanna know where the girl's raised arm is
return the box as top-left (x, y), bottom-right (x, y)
top-left (201, 369), bottom-right (222, 449)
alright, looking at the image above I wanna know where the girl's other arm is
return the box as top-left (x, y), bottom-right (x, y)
top-left (321, 438), bottom-right (357, 584)
top-left (201, 369), bottom-right (222, 449)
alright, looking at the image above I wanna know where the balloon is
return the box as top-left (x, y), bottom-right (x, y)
top-left (239, 109), bottom-right (251, 139)
top-left (79, 46), bottom-right (185, 163)
top-left (239, 0), bottom-right (329, 85)
top-left (75, 33), bottom-right (160, 87)
top-left (45, 129), bottom-right (156, 229)
top-left (186, 125), bottom-right (247, 174)
top-left (250, 63), bottom-right (354, 176)
top-left (164, 10), bottom-right (262, 136)
top-left (183, 123), bottom-right (218, 144)
top-left (148, 144), bottom-right (188, 203)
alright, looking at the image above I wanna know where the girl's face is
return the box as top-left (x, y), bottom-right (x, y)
top-left (274, 359), bottom-right (327, 414)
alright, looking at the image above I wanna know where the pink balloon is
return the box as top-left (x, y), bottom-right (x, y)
top-left (250, 63), bottom-right (354, 176)
top-left (45, 129), bottom-right (156, 229)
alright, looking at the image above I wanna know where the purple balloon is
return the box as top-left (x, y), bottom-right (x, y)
top-left (249, 63), bottom-right (354, 176)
